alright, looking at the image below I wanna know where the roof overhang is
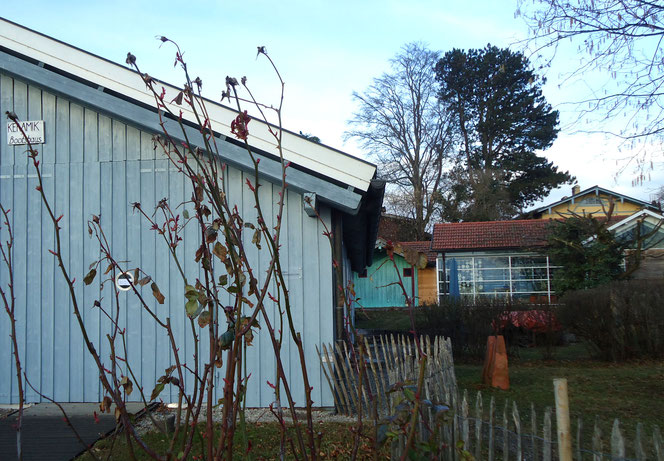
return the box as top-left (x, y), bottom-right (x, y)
top-left (343, 180), bottom-right (385, 272)
top-left (0, 18), bottom-right (385, 272)
top-left (607, 209), bottom-right (664, 233)
top-left (0, 17), bottom-right (377, 203)
top-left (532, 185), bottom-right (658, 215)
top-left (434, 245), bottom-right (547, 253)
top-left (0, 48), bottom-right (368, 213)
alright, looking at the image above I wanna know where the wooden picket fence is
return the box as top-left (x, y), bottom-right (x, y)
top-left (316, 333), bottom-right (456, 418)
top-left (317, 334), bottom-right (663, 460)
top-left (452, 389), bottom-right (663, 461)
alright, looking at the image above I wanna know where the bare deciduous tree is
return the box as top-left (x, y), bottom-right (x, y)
top-left (346, 42), bottom-right (454, 240)
top-left (517, 0), bottom-right (664, 176)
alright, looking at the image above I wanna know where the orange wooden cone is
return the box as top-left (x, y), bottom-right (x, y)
top-left (482, 336), bottom-right (496, 385)
top-left (491, 335), bottom-right (510, 390)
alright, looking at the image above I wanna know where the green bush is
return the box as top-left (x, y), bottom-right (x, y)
top-left (559, 280), bottom-right (664, 361)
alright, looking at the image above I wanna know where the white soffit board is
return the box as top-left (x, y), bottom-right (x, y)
top-left (0, 19), bottom-right (376, 191)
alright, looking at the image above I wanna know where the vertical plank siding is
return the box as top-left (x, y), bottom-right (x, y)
top-left (352, 251), bottom-right (419, 309)
top-left (0, 73), bottom-right (334, 407)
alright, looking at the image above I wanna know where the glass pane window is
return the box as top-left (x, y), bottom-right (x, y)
top-left (459, 281), bottom-right (474, 294)
top-left (474, 256), bottom-right (509, 269)
top-left (477, 268), bottom-right (510, 281)
top-left (477, 292), bottom-right (511, 300)
top-left (511, 256), bottom-right (548, 267)
top-left (437, 253), bottom-right (556, 302)
top-left (511, 267), bottom-right (531, 280)
top-left (513, 280), bottom-right (548, 292)
top-left (457, 269), bottom-right (473, 282)
top-left (476, 281), bottom-right (511, 293)
top-left (511, 267), bottom-right (549, 280)
top-left (533, 268), bottom-right (548, 279)
top-left (446, 257), bottom-right (473, 271)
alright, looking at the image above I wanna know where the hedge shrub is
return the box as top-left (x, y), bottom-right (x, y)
top-left (559, 280), bottom-right (664, 361)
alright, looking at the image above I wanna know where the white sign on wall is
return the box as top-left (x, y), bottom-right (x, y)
top-left (7, 120), bottom-right (45, 145)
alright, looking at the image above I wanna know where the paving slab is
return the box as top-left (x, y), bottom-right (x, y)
top-left (0, 403), bottom-right (146, 461)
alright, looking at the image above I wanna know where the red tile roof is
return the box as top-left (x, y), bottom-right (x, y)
top-left (401, 241), bottom-right (436, 264)
top-left (432, 220), bottom-right (552, 251)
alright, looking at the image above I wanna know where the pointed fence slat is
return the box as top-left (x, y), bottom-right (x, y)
top-left (611, 419), bottom-right (625, 461)
top-left (343, 339), bottom-right (368, 416)
top-left (372, 336), bottom-right (389, 414)
top-left (592, 417), bottom-right (603, 461)
top-left (362, 336), bottom-right (383, 415)
top-left (544, 407), bottom-right (552, 461)
top-left (475, 391), bottom-right (483, 461)
top-left (531, 403), bottom-right (537, 461)
top-left (489, 396), bottom-right (495, 461)
top-left (316, 345), bottom-right (342, 414)
top-left (324, 343), bottom-right (350, 415)
top-left (577, 417), bottom-right (583, 461)
top-left (503, 400), bottom-right (509, 461)
top-left (370, 337), bottom-right (384, 409)
top-left (512, 401), bottom-right (522, 461)
top-left (333, 341), bottom-right (357, 416)
top-left (654, 425), bottom-right (663, 461)
top-left (390, 334), bottom-right (400, 379)
top-left (554, 378), bottom-right (573, 461)
top-left (453, 390), bottom-right (460, 461)
top-left (462, 389), bottom-right (470, 452)
top-left (635, 422), bottom-right (646, 461)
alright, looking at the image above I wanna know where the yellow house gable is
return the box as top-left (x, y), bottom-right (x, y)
top-left (534, 186), bottom-right (658, 220)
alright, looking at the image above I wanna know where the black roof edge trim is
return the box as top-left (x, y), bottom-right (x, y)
top-left (342, 179), bottom-right (386, 273)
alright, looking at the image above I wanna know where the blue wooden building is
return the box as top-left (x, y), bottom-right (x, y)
top-left (352, 239), bottom-right (419, 309)
top-left (0, 19), bottom-right (383, 407)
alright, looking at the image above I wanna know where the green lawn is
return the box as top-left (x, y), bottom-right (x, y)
top-left (455, 346), bottom-right (664, 452)
top-left (356, 308), bottom-right (664, 453)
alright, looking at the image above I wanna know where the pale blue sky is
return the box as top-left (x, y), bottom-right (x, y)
top-left (3, 0), bottom-right (661, 209)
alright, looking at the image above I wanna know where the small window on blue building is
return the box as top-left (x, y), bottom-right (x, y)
top-left (359, 269), bottom-right (368, 278)
top-left (403, 267), bottom-right (413, 277)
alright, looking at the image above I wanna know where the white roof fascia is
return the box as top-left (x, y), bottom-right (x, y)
top-left (581, 209), bottom-right (664, 245)
top-left (533, 185), bottom-right (656, 214)
top-left (607, 209), bottom-right (664, 233)
top-left (0, 19), bottom-right (375, 191)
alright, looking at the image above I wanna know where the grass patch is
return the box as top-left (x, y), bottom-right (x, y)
top-left (355, 306), bottom-right (664, 453)
top-left (354, 307), bottom-right (424, 332)
top-left (82, 421), bottom-right (390, 460)
top-left (356, 309), bottom-right (664, 439)
top-left (456, 346), bottom-right (664, 452)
